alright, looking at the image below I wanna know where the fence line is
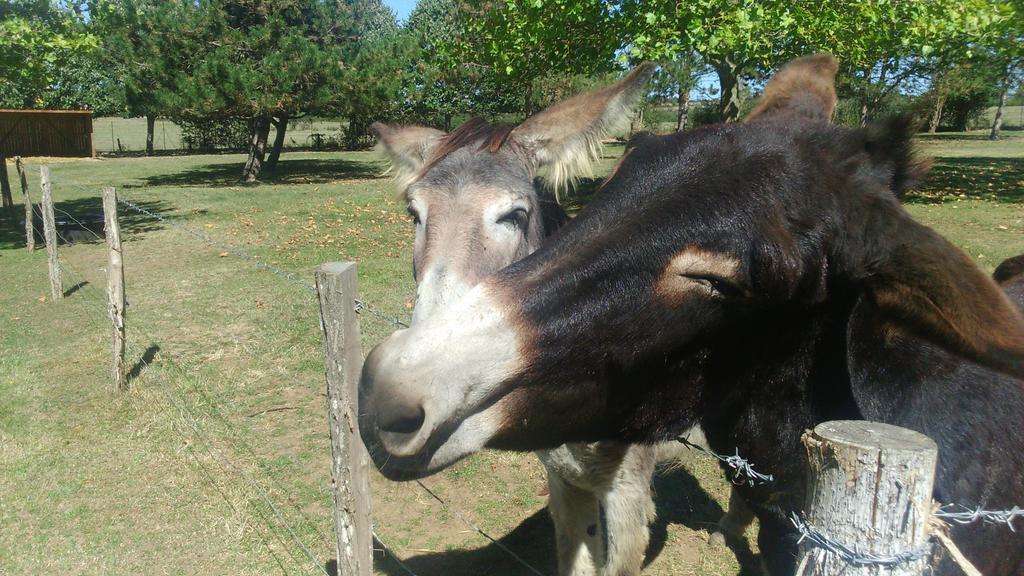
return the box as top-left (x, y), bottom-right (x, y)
top-left (36, 181), bottom-right (434, 573)
top-left (51, 180), bottom-right (543, 568)
top-left (47, 261), bottom-right (320, 575)
top-left (34, 208), bottom-right (338, 573)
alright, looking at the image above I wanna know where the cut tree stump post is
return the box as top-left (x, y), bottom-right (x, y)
top-left (40, 166), bottom-right (62, 301)
top-left (103, 187), bottom-right (127, 392)
top-left (796, 420), bottom-right (938, 575)
top-left (315, 262), bottom-right (372, 576)
top-left (16, 157), bottom-right (33, 251)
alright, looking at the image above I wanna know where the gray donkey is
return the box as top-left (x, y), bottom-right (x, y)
top-left (371, 66), bottom-right (748, 575)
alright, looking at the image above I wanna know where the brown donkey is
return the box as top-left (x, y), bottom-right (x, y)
top-left (360, 54), bottom-right (1024, 575)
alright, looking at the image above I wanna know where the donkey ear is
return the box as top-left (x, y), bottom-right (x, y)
top-left (370, 122), bottom-right (445, 188)
top-left (511, 63), bottom-right (655, 195)
top-left (855, 210), bottom-right (1024, 379)
top-left (745, 53), bottom-right (838, 123)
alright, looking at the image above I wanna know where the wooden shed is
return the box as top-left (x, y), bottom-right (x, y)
top-left (0, 110), bottom-right (94, 158)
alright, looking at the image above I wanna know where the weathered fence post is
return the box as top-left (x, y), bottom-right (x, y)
top-left (40, 166), bottom-right (62, 301)
top-left (1, 155), bottom-right (13, 219)
top-left (103, 187), bottom-right (127, 392)
top-left (315, 262), bottom-right (372, 576)
top-left (796, 420), bottom-right (937, 575)
top-left (16, 157), bottom-right (33, 251)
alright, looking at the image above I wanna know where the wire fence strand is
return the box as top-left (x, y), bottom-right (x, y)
top-left (49, 262), bottom-right (317, 576)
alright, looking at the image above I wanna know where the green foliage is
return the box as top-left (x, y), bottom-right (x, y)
top-left (457, 0), bottom-right (623, 114)
top-left (0, 1), bottom-right (113, 110)
top-left (177, 116), bottom-right (252, 152)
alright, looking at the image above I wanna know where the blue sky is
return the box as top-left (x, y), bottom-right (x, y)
top-left (385, 0), bottom-right (416, 22)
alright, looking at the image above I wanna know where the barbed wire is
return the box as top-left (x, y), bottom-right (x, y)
top-left (42, 199), bottom-right (429, 572)
top-left (49, 178), bottom-right (413, 328)
top-left (790, 512), bottom-right (933, 568)
top-left (675, 434), bottom-right (775, 487)
top-left (117, 197), bottom-right (319, 294)
top-left (373, 530), bottom-right (420, 576)
top-left (935, 505), bottom-right (1024, 531)
top-left (48, 264), bottom-right (319, 576)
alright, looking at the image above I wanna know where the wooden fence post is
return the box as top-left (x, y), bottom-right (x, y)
top-left (40, 166), bottom-right (62, 301)
top-left (1, 155), bottom-right (13, 218)
top-left (16, 157), bottom-right (33, 251)
top-left (315, 262), bottom-right (372, 576)
top-left (796, 420), bottom-right (938, 575)
top-left (103, 187), bottom-right (127, 392)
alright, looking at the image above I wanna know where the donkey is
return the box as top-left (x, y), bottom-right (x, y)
top-left (369, 68), bottom-right (665, 576)
top-left (372, 68), bottom-right (659, 573)
top-left (358, 54), bottom-right (1024, 575)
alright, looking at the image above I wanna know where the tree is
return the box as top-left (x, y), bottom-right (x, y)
top-left (457, 0), bottom-right (623, 116)
top-left (404, 0), bottom-right (506, 129)
top-left (92, 0), bottom-right (197, 155)
top-left (622, 0), bottom-right (799, 122)
top-left (333, 0), bottom-right (408, 149)
top-left (647, 51), bottom-right (706, 131)
top-left (0, 1), bottom-right (110, 111)
top-left (164, 0), bottom-right (352, 182)
top-left (979, 1), bottom-right (1024, 139)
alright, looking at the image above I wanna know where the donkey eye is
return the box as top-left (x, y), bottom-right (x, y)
top-left (497, 208), bottom-right (528, 230)
top-left (687, 275), bottom-right (743, 298)
top-left (407, 206), bottom-right (421, 225)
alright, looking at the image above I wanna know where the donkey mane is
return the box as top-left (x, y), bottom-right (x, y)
top-left (419, 117), bottom-right (518, 177)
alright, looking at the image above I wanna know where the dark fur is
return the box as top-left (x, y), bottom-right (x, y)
top-left (361, 57), bottom-right (1024, 574)
top-left (487, 117), bottom-right (1024, 574)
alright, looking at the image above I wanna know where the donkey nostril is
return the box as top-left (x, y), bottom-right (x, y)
top-left (377, 403), bottom-right (426, 436)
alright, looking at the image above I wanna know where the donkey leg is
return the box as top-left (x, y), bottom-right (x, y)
top-left (708, 486), bottom-right (756, 547)
top-left (599, 444), bottom-right (657, 576)
top-left (546, 470), bottom-right (602, 576)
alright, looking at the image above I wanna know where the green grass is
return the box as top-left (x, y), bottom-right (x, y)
top-left (1, 131), bottom-right (1021, 575)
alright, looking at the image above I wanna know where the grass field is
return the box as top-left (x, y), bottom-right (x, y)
top-left (2, 131), bottom-right (1022, 576)
top-left (94, 105), bottom-right (1023, 154)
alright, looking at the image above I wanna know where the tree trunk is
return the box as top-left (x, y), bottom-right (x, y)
top-left (145, 114), bottom-right (155, 156)
top-left (859, 68), bottom-right (872, 127)
top-left (716, 57), bottom-right (743, 123)
top-left (990, 80), bottom-right (1008, 141)
top-left (524, 79), bottom-right (536, 117)
top-left (928, 93), bottom-right (945, 133)
top-left (443, 112), bottom-right (452, 132)
top-left (676, 85), bottom-right (690, 132)
top-left (629, 107), bottom-right (645, 136)
top-left (242, 115), bottom-right (272, 183)
top-left (266, 115), bottom-right (288, 172)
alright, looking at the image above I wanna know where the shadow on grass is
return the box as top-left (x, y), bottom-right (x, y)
top-left (63, 281), bottom-right (89, 298)
top-left (907, 157), bottom-right (1023, 205)
top-left (649, 465), bottom-right (761, 574)
top-left (368, 465), bottom-right (758, 576)
top-left (127, 345), bottom-right (160, 384)
top-left (368, 509), bottom-right (556, 576)
top-left (1, 197), bottom-right (174, 250)
top-left (130, 158), bottom-right (385, 189)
